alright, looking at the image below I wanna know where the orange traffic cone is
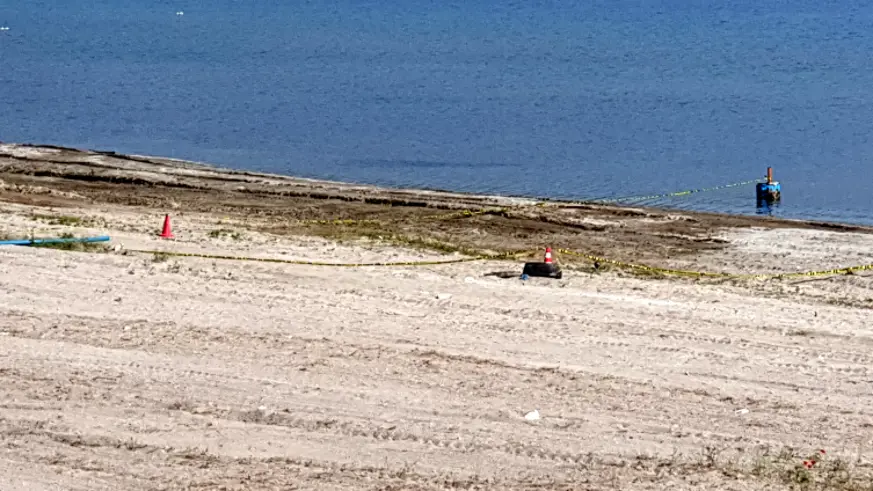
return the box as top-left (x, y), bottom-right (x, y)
top-left (159, 214), bottom-right (174, 239)
top-left (522, 246), bottom-right (563, 279)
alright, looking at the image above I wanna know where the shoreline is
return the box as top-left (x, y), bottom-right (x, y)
top-left (3, 141), bottom-right (872, 234)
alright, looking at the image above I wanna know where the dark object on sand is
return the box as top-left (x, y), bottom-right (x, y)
top-left (522, 262), bottom-right (562, 279)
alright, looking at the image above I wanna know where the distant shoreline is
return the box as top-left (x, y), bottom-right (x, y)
top-left (2, 141), bottom-right (872, 238)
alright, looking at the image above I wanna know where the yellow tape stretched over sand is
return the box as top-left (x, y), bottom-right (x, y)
top-left (296, 207), bottom-right (509, 227)
top-left (126, 248), bottom-right (488, 267)
top-left (125, 244), bottom-right (872, 279)
top-left (126, 237), bottom-right (528, 268)
top-left (557, 248), bottom-right (873, 279)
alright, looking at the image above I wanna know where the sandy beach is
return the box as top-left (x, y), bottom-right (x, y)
top-left (2, 143), bottom-right (873, 490)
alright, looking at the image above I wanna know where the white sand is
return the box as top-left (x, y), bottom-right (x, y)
top-left (2, 202), bottom-right (873, 489)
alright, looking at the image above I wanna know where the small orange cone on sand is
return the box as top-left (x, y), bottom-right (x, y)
top-left (159, 214), bottom-right (174, 239)
top-left (544, 247), bottom-right (553, 263)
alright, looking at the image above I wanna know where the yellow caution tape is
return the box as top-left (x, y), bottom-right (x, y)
top-left (126, 244), bottom-right (872, 278)
top-left (557, 248), bottom-right (873, 279)
top-left (779, 263), bottom-right (873, 279)
top-left (596, 178), bottom-right (765, 204)
top-left (295, 207), bottom-right (508, 227)
top-left (294, 177), bottom-right (763, 220)
top-left (529, 178), bottom-right (764, 208)
top-left (125, 233), bottom-right (529, 267)
top-left (297, 218), bottom-right (384, 226)
top-left (296, 177), bottom-right (765, 219)
top-left (558, 248), bottom-right (731, 278)
top-left (420, 207), bottom-right (509, 221)
top-left (127, 248), bottom-right (487, 267)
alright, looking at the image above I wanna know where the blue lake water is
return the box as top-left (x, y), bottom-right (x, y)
top-left (2, 1), bottom-right (873, 224)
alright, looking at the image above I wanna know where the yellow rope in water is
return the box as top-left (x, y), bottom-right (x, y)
top-left (595, 178), bottom-right (765, 204)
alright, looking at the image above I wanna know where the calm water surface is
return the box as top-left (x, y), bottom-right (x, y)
top-left (2, 1), bottom-right (873, 224)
